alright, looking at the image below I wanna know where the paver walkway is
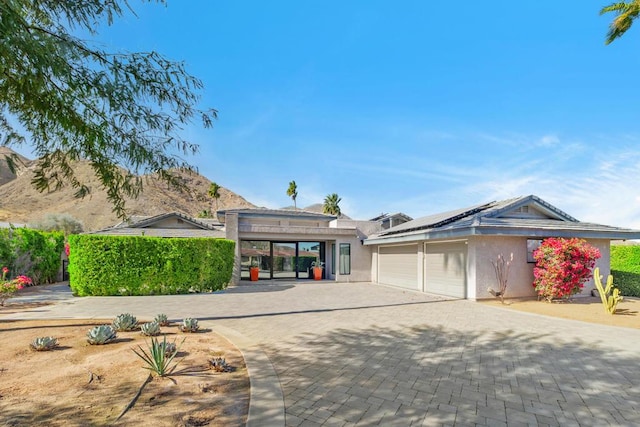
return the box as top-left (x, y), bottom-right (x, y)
top-left (2, 281), bottom-right (640, 426)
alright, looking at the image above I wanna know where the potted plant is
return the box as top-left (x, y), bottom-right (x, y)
top-left (311, 260), bottom-right (324, 281)
top-left (249, 261), bottom-right (259, 281)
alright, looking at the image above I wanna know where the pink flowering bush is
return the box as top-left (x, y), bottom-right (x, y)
top-left (533, 238), bottom-right (601, 301)
top-left (0, 267), bottom-right (32, 306)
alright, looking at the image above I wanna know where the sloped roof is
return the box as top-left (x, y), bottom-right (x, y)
top-left (91, 212), bottom-right (225, 238)
top-left (365, 195), bottom-right (640, 244)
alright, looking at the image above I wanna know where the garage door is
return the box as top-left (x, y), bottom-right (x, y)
top-left (378, 244), bottom-right (419, 290)
top-left (425, 241), bottom-right (467, 298)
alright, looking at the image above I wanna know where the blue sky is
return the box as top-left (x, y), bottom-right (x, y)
top-left (65, 2), bottom-right (640, 227)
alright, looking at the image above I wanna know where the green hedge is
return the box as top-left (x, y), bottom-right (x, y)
top-left (0, 227), bottom-right (64, 284)
top-left (611, 245), bottom-right (640, 297)
top-left (68, 235), bottom-right (235, 296)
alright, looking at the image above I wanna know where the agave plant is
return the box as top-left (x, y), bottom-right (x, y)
top-left (140, 321), bottom-right (161, 336)
top-left (30, 336), bottom-right (58, 351)
top-left (159, 340), bottom-right (177, 358)
top-left (209, 357), bottom-right (231, 372)
top-left (132, 336), bottom-right (184, 377)
top-left (112, 313), bottom-right (138, 331)
top-left (87, 325), bottom-right (117, 345)
top-left (179, 317), bottom-right (199, 333)
top-left (154, 313), bottom-right (170, 326)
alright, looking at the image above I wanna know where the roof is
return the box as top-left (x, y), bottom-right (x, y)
top-left (217, 207), bottom-right (336, 221)
top-left (364, 195), bottom-right (640, 245)
top-left (369, 212), bottom-right (414, 222)
top-left (91, 212), bottom-right (225, 238)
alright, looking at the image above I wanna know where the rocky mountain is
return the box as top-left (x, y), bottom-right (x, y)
top-left (0, 149), bottom-right (255, 231)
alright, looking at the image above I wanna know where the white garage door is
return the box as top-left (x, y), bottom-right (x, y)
top-left (378, 244), bottom-right (419, 290)
top-left (425, 241), bottom-right (467, 298)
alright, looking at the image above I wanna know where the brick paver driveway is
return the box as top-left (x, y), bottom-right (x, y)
top-left (3, 281), bottom-right (640, 426)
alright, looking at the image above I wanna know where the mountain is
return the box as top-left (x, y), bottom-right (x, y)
top-left (0, 149), bottom-right (255, 231)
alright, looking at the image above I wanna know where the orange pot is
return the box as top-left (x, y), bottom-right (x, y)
top-left (313, 267), bottom-right (323, 280)
top-left (250, 267), bottom-right (259, 281)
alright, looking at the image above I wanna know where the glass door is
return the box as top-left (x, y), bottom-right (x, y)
top-left (272, 242), bottom-right (297, 279)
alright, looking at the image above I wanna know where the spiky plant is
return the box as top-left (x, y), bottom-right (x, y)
top-left (30, 336), bottom-right (58, 351)
top-left (112, 313), bottom-right (138, 331)
top-left (209, 357), bottom-right (231, 372)
top-left (179, 317), bottom-right (199, 333)
top-left (154, 313), bottom-right (170, 326)
top-left (140, 321), bottom-right (161, 336)
top-left (87, 325), bottom-right (117, 345)
top-left (132, 336), bottom-right (184, 377)
top-left (159, 340), bottom-right (177, 357)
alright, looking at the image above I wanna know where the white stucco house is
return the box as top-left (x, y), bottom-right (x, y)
top-left (92, 195), bottom-right (640, 300)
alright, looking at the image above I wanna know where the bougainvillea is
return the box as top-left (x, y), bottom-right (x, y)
top-left (533, 238), bottom-right (601, 301)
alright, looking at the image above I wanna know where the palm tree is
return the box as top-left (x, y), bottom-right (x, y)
top-left (208, 182), bottom-right (221, 213)
top-left (323, 193), bottom-right (342, 216)
top-left (601, 1), bottom-right (640, 44)
top-left (286, 180), bottom-right (298, 210)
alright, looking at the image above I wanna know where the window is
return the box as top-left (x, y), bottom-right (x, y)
top-left (339, 243), bottom-right (350, 275)
top-left (527, 239), bottom-right (543, 263)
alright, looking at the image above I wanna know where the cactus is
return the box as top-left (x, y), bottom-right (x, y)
top-left (140, 321), bottom-right (161, 336)
top-left (87, 325), bottom-right (117, 345)
top-left (112, 313), bottom-right (138, 331)
top-left (30, 336), bottom-right (58, 351)
top-left (154, 313), bottom-right (170, 326)
top-left (179, 317), bottom-right (199, 333)
top-left (594, 267), bottom-right (623, 315)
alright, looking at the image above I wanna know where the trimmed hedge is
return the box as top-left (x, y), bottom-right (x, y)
top-left (68, 235), bottom-right (235, 296)
top-left (0, 227), bottom-right (64, 285)
top-left (611, 245), bottom-right (640, 297)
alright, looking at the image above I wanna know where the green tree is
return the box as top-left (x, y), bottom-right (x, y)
top-left (286, 180), bottom-right (298, 210)
top-left (323, 193), bottom-right (342, 216)
top-left (208, 182), bottom-right (221, 213)
top-left (601, 1), bottom-right (640, 44)
top-left (0, 1), bottom-right (216, 218)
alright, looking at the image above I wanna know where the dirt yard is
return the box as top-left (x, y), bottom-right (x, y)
top-left (481, 295), bottom-right (640, 329)
top-left (0, 318), bottom-right (249, 426)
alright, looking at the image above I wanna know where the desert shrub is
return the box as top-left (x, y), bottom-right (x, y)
top-left (68, 235), bottom-right (234, 296)
top-left (611, 245), bottom-right (640, 297)
top-left (533, 238), bottom-right (601, 301)
top-left (28, 213), bottom-right (83, 235)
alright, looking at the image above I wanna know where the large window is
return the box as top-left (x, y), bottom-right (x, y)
top-left (240, 240), bottom-right (323, 280)
top-left (240, 240), bottom-right (270, 280)
top-left (339, 243), bottom-right (351, 275)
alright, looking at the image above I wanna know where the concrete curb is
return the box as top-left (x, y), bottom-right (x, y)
top-left (214, 324), bottom-right (285, 427)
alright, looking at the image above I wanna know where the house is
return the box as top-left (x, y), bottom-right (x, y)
top-left (92, 195), bottom-right (640, 300)
top-left (365, 195), bottom-right (640, 299)
top-left (217, 208), bottom-right (381, 282)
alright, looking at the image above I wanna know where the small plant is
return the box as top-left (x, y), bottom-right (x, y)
top-left (132, 336), bottom-right (184, 377)
top-left (311, 260), bottom-right (324, 269)
top-left (140, 321), bottom-right (161, 336)
top-left (0, 267), bottom-right (32, 306)
top-left (209, 356), bottom-right (231, 372)
top-left (154, 313), bottom-right (170, 326)
top-left (159, 340), bottom-right (178, 357)
top-left (30, 336), bottom-right (58, 351)
top-left (87, 325), bottom-right (117, 345)
top-left (594, 267), bottom-right (623, 314)
top-left (112, 313), bottom-right (138, 331)
top-left (179, 317), bottom-right (199, 333)
top-left (488, 253), bottom-right (513, 304)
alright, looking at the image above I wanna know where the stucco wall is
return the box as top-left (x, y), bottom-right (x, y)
top-left (470, 236), bottom-right (610, 300)
top-left (335, 237), bottom-right (372, 282)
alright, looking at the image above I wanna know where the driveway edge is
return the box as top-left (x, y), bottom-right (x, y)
top-left (213, 324), bottom-right (285, 427)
